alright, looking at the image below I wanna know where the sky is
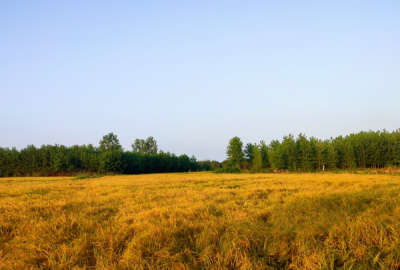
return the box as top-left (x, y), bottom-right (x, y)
top-left (1, 1), bottom-right (399, 161)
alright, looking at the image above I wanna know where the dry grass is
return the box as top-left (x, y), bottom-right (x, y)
top-left (1, 172), bottom-right (400, 269)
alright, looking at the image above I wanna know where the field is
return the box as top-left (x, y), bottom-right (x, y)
top-left (1, 173), bottom-right (400, 269)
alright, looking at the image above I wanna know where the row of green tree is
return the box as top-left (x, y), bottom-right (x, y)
top-left (0, 133), bottom-right (210, 177)
top-left (225, 129), bottom-right (400, 172)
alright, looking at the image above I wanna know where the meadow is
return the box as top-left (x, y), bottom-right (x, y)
top-left (1, 172), bottom-right (400, 269)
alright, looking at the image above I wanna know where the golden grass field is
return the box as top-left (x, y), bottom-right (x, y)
top-left (1, 172), bottom-right (400, 269)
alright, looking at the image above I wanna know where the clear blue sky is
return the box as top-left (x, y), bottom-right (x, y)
top-left (1, 1), bottom-right (399, 161)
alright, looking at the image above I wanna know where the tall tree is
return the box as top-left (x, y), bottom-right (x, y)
top-left (252, 145), bottom-right (262, 172)
top-left (324, 140), bottom-right (337, 170)
top-left (259, 140), bottom-right (270, 169)
top-left (99, 133), bottom-right (122, 152)
top-left (268, 140), bottom-right (283, 170)
top-left (132, 137), bottom-right (158, 155)
top-left (281, 135), bottom-right (297, 170)
top-left (145, 136), bottom-right (158, 154)
top-left (99, 133), bottom-right (123, 174)
top-left (244, 143), bottom-right (256, 162)
top-left (226, 137), bottom-right (244, 169)
top-left (310, 137), bottom-right (324, 171)
top-left (296, 134), bottom-right (311, 171)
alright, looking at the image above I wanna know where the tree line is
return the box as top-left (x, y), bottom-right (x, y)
top-left (224, 129), bottom-right (400, 172)
top-left (2, 129), bottom-right (399, 176)
top-left (0, 133), bottom-right (211, 177)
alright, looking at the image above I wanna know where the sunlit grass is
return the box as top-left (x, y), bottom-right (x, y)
top-left (1, 172), bottom-right (400, 269)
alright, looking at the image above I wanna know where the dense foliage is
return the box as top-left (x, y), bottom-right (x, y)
top-left (2, 129), bottom-right (399, 176)
top-left (0, 133), bottom-right (203, 176)
top-left (225, 129), bottom-right (400, 172)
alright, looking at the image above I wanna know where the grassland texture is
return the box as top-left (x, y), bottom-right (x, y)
top-left (1, 173), bottom-right (400, 269)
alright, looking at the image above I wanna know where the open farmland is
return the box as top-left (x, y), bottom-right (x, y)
top-left (1, 172), bottom-right (400, 269)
